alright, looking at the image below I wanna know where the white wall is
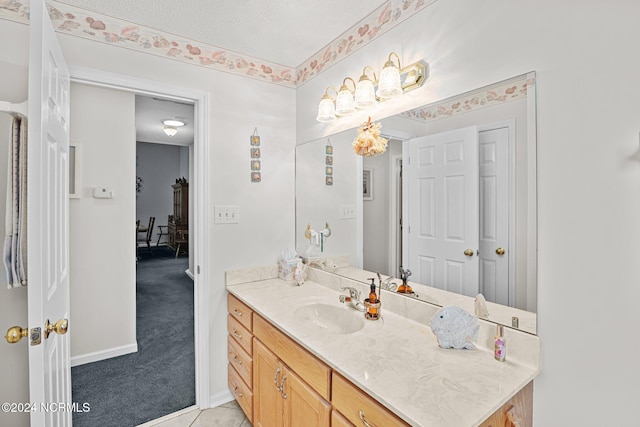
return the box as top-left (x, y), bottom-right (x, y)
top-left (296, 1), bottom-right (640, 425)
top-left (362, 140), bottom-right (399, 275)
top-left (295, 131), bottom-right (359, 262)
top-left (136, 141), bottom-right (184, 232)
top-left (69, 83), bottom-right (137, 361)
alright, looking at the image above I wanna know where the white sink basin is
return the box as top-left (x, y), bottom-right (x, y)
top-left (293, 303), bottom-right (365, 335)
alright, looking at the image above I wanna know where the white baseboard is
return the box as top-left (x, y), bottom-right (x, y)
top-left (185, 268), bottom-right (194, 280)
top-left (210, 389), bottom-right (234, 408)
top-left (71, 343), bottom-right (138, 367)
top-left (135, 405), bottom-right (198, 427)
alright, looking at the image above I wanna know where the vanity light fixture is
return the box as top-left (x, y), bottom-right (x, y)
top-left (316, 87), bottom-right (338, 122)
top-left (376, 52), bottom-right (403, 99)
top-left (162, 119), bottom-right (185, 137)
top-left (335, 77), bottom-right (357, 116)
top-left (315, 52), bottom-right (428, 122)
top-left (354, 66), bottom-right (378, 109)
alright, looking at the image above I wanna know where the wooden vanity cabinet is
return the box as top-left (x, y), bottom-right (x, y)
top-left (227, 294), bottom-right (254, 422)
top-left (331, 409), bottom-right (354, 427)
top-left (228, 291), bottom-right (533, 427)
top-left (332, 373), bottom-right (410, 427)
top-left (253, 314), bottom-right (331, 427)
top-left (478, 381), bottom-right (533, 427)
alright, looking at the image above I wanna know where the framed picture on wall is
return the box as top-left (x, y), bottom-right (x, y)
top-left (363, 168), bottom-right (373, 201)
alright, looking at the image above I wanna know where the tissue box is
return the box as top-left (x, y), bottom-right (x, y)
top-left (278, 257), bottom-right (299, 281)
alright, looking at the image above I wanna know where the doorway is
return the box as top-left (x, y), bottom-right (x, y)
top-left (67, 70), bottom-right (210, 425)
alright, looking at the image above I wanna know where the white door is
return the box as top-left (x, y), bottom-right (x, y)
top-left (478, 127), bottom-right (510, 305)
top-left (405, 126), bottom-right (479, 297)
top-left (27, 0), bottom-right (72, 425)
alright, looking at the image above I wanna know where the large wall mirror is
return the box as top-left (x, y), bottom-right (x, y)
top-left (296, 73), bottom-right (537, 334)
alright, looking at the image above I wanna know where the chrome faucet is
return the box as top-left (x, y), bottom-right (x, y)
top-left (339, 287), bottom-right (365, 311)
top-left (379, 276), bottom-right (398, 292)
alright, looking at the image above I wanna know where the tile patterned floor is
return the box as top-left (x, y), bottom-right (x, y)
top-left (144, 401), bottom-right (251, 427)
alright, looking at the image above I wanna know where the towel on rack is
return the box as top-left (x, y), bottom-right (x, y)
top-left (3, 115), bottom-right (27, 288)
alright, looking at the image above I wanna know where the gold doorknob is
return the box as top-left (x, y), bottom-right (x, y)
top-left (5, 326), bottom-right (28, 344)
top-left (496, 247), bottom-right (506, 256)
top-left (464, 249), bottom-right (474, 257)
top-left (44, 319), bottom-right (68, 339)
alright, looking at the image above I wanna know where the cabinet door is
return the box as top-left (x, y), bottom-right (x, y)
top-left (283, 366), bottom-right (330, 427)
top-left (253, 339), bottom-right (283, 427)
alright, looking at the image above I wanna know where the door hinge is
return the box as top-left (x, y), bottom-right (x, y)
top-left (197, 265), bottom-right (201, 274)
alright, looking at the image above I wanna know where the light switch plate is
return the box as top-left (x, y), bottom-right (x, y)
top-left (214, 205), bottom-right (240, 224)
top-left (340, 204), bottom-right (356, 219)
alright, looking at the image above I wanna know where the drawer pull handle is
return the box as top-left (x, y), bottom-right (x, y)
top-left (279, 375), bottom-right (287, 399)
top-left (232, 330), bottom-right (242, 339)
top-left (233, 386), bottom-right (243, 398)
top-left (359, 410), bottom-right (378, 427)
top-left (273, 367), bottom-right (282, 390)
top-left (233, 309), bottom-right (243, 317)
top-left (233, 355), bottom-right (243, 365)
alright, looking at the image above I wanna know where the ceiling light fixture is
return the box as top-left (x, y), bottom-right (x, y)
top-left (162, 119), bottom-right (185, 137)
top-left (315, 52), bottom-right (428, 122)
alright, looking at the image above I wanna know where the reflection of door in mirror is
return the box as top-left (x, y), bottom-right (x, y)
top-left (364, 121), bottom-right (518, 308)
top-left (405, 125), bottom-right (480, 299)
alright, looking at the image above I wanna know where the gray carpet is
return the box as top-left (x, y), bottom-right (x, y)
top-left (72, 247), bottom-right (195, 426)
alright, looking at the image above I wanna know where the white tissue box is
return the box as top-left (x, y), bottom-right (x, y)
top-left (278, 258), bottom-right (299, 281)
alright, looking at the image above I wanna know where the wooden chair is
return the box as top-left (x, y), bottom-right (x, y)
top-left (156, 224), bottom-right (168, 246)
top-left (174, 228), bottom-right (188, 258)
top-left (137, 216), bottom-right (155, 256)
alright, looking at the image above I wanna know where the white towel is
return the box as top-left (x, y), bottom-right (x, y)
top-left (3, 115), bottom-right (27, 288)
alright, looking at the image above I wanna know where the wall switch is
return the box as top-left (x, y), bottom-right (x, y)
top-left (340, 204), bottom-right (356, 219)
top-left (93, 187), bottom-right (114, 199)
top-left (214, 205), bottom-right (240, 224)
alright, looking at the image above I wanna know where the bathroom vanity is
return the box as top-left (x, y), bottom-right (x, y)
top-left (226, 265), bottom-right (540, 427)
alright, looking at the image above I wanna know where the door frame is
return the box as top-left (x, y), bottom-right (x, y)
top-left (388, 154), bottom-right (403, 277)
top-left (68, 66), bottom-right (211, 408)
top-left (478, 120), bottom-right (516, 307)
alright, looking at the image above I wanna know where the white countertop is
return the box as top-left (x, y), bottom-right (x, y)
top-left (227, 276), bottom-right (540, 427)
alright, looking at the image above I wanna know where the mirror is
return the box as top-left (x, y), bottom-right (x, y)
top-left (296, 73), bottom-right (537, 334)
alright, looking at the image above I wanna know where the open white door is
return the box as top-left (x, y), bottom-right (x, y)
top-left (27, 0), bottom-right (72, 425)
top-left (478, 127), bottom-right (511, 305)
top-left (405, 126), bottom-right (479, 297)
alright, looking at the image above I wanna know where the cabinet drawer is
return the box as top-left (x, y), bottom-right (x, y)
top-left (331, 409), bottom-right (354, 427)
top-left (228, 335), bottom-right (253, 388)
top-left (228, 314), bottom-right (252, 354)
top-left (228, 294), bottom-right (253, 332)
top-left (254, 314), bottom-right (331, 401)
top-left (228, 363), bottom-right (253, 422)
top-left (332, 373), bottom-right (409, 427)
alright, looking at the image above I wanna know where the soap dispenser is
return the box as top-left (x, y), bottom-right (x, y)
top-left (364, 278), bottom-right (381, 320)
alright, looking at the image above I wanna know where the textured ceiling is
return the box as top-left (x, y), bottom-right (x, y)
top-left (56, 0), bottom-right (387, 67)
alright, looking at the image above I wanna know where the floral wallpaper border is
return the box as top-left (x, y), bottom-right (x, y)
top-left (0, 0), bottom-right (296, 86)
top-left (0, 0), bottom-right (434, 88)
top-left (294, 0), bottom-right (437, 86)
top-left (400, 76), bottom-right (535, 123)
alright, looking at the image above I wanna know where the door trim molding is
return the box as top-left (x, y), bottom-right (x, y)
top-left (479, 119), bottom-right (516, 308)
top-left (68, 66), bottom-right (211, 408)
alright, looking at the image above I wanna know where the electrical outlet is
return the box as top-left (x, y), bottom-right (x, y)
top-left (214, 205), bottom-right (240, 224)
top-left (340, 204), bottom-right (356, 219)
